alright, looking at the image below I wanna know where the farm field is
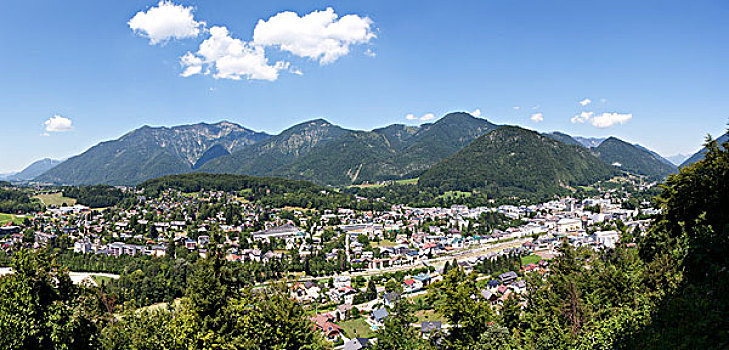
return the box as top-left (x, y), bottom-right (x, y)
top-left (35, 192), bottom-right (76, 207)
top-left (0, 213), bottom-right (25, 225)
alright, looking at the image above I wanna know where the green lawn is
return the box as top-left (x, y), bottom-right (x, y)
top-left (372, 239), bottom-right (396, 248)
top-left (521, 254), bottom-right (543, 266)
top-left (414, 309), bottom-right (443, 323)
top-left (0, 213), bottom-right (25, 225)
top-left (35, 192), bottom-right (76, 207)
top-left (395, 178), bottom-right (418, 185)
top-left (92, 275), bottom-right (115, 287)
top-left (435, 191), bottom-right (472, 201)
top-left (339, 317), bottom-right (375, 338)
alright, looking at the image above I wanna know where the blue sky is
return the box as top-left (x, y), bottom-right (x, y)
top-left (1, 0), bottom-right (728, 172)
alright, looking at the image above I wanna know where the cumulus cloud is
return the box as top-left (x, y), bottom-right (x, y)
top-left (530, 112), bottom-right (544, 123)
top-left (471, 109), bottom-right (482, 117)
top-left (128, 5), bottom-right (376, 81)
top-left (180, 26), bottom-right (288, 81)
top-left (44, 115), bottom-right (73, 133)
top-left (253, 7), bottom-right (375, 64)
top-left (128, 1), bottom-right (204, 45)
top-left (512, 106), bottom-right (520, 110)
top-left (570, 111), bottom-right (594, 123)
top-left (406, 113), bottom-right (435, 121)
top-left (579, 98), bottom-right (591, 106)
top-left (590, 112), bottom-right (632, 128)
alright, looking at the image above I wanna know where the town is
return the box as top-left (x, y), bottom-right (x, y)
top-left (0, 174), bottom-right (658, 348)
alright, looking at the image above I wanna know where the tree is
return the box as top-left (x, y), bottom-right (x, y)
top-left (500, 294), bottom-right (521, 331)
top-left (0, 249), bottom-right (101, 350)
top-left (372, 299), bottom-right (430, 350)
top-left (366, 279), bottom-right (378, 301)
top-left (431, 267), bottom-right (494, 349)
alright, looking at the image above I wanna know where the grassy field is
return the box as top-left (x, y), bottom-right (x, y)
top-left (435, 190), bottom-right (472, 201)
top-left (92, 274), bottom-right (116, 286)
top-left (0, 213), bottom-right (25, 225)
top-left (372, 239), bottom-right (397, 248)
top-left (521, 254), bottom-right (543, 266)
top-left (414, 309), bottom-right (443, 323)
top-left (35, 192), bottom-right (76, 207)
top-left (339, 317), bottom-right (375, 339)
top-left (395, 178), bottom-right (418, 185)
top-left (348, 183), bottom-right (385, 189)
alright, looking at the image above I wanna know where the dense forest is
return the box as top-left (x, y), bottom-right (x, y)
top-left (63, 185), bottom-right (127, 208)
top-left (0, 187), bottom-right (43, 214)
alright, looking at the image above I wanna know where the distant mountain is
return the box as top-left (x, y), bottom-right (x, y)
top-left (32, 112), bottom-right (675, 188)
top-left (8, 158), bottom-right (62, 181)
top-left (573, 136), bottom-right (606, 148)
top-left (0, 172), bottom-right (17, 181)
top-left (200, 119), bottom-right (351, 177)
top-left (545, 132), bottom-right (583, 147)
top-left (419, 126), bottom-right (615, 198)
top-left (592, 137), bottom-right (677, 179)
top-left (680, 133), bottom-right (729, 167)
top-left (202, 112), bottom-right (497, 186)
top-left (36, 122), bottom-right (269, 186)
top-left (666, 153), bottom-right (691, 166)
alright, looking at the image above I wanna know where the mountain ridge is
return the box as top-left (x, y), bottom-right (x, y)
top-left (419, 125), bottom-right (616, 198)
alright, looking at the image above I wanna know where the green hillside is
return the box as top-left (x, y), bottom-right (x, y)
top-left (593, 137), bottom-right (677, 179)
top-left (203, 112), bottom-right (497, 186)
top-left (419, 126), bottom-right (616, 198)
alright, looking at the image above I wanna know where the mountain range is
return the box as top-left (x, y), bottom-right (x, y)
top-left (37, 122), bottom-right (268, 186)
top-left (1, 158), bottom-right (62, 182)
top-left (32, 112), bottom-right (677, 193)
top-left (200, 112), bottom-right (497, 185)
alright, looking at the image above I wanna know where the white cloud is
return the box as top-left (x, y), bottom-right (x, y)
top-left (570, 111), bottom-right (594, 123)
top-left (600, 98), bottom-right (607, 104)
top-left (471, 109), bottom-right (481, 117)
top-left (132, 5), bottom-right (375, 81)
top-left (512, 106), bottom-right (520, 110)
top-left (253, 7), bottom-right (376, 64)
top-left (364, 48), bottom-right (376, 57)
top-left (531, 105), bottom-right (540, 110)
top-left (590, 112), bottom-right (632, 128)
top-left (530, 112), bottom-right (544, 123)
top-left (405, 113), bottom-right (435, 121)
top-left (420, 113), bottom-right (435, 121)
top-left (44, 115), bottom-right (73, 132)
top-left (180, 26), bottom-right (288, 81)
top-left (579, 98), bottom-right (591, 106)
top-left (128, 1), bottom-right (204, 45)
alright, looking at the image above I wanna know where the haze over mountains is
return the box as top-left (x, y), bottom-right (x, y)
top-left (680, 132), bottom-right (729, 167)
top-left (0, 158), bottom-right (61, 182)
top-left (31, 112), bottom-right (678, 190)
